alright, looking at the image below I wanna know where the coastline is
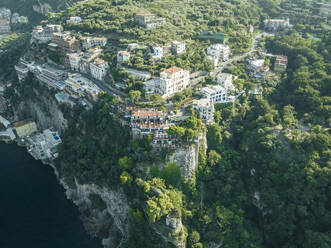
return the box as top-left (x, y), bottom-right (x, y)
top-left (0, 138), bottom-right (128, 248)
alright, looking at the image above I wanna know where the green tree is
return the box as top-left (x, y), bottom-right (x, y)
top-left (161, 162), bottom-right (182, 187)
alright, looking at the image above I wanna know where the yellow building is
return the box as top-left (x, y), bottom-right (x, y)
top-left (13, 119), bottom-right (38, 138)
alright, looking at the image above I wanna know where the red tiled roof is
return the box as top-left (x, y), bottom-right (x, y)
top-left (275, 56), bottom-right (288, 65)
top-left (164, 66), bottom-right (183, 74)
top-left (136, 12), bottom-right (155, 17)
top-left (94, 58), bottom-right (105, 64)
top-left (119, 51), bottom-right (130, 56)
top-left (130, 108), bottom-right (164, 118)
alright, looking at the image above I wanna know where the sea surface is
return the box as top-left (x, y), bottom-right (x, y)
top-left (0, 142), bottom-right (101, 248)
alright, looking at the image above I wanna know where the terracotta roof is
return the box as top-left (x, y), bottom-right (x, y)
top-left (94, 58), bottom-right (105, 64)
top-left (136, 12), bottom-right (155, 17)
top-left (13, 119), bottom-right (34, 128)
top-left (163, 66), bottom-right (183, 74)
top-left (119, 50), bottom-right (130, 56)
top-left (275, 56), bottom-right (288, 65)
top-left (130, 108), bottom-right (164, 118)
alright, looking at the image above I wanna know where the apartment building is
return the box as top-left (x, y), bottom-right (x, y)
top-left (171, 41), bottom-right (186, 55)
top-left (206, 44), bottom-right (230, 62)
top-left (159, 67), bottom-right (190, 98)
top-left (90, 58), bottom-right (109, 81)
top-left (192, 98), bottom-right (215, 124)
top-left (201, 85), bottom-right (235, 104)
top-left (274, 55), bottom-right (288, 72)
top-left (36, 65), bottom-right (66, 89)
top-left (79, 48), bottom-right (103, 73)
top-left (117, 50), bottom-right (131, 64)
top-left (81, 37), bottom-right (107, 50)
top-left (263, 18), bottom-right (292, 31)
top-left (152, 45), bottom-right (163, 60)
top-left (0, 18), bottom-right (10, 34)
top-left (52, 32), bottom-right (79, 52)
top-left (67, 52), bottom-right (82, 71)
top-left (32, 24), bottom-right (63, 43)
top-left (13, 119), bottom-right (38, 138)
top-left (66, 16), bottom-right (82, 24)
top-left (134, 13), bottom-right (166, 28)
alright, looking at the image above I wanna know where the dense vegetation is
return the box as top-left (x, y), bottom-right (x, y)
top-left (48, 0), bottom-right (263, 52)
top-left (0, 0), bottom-right (78, 24)
top-left (3, 0), bottom-right (330, 247)
top-left (0, 32), bottom-right (30, 79)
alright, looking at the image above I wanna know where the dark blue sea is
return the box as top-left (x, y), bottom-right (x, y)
top-left (0, 142), bottom-right (102, 248)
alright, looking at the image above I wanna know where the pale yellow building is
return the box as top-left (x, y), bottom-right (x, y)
top-left (13, 119), bottom-right (38, 138)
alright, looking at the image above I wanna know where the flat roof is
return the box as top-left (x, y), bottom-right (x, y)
top-left (13, 119), bottom-right (35, 128)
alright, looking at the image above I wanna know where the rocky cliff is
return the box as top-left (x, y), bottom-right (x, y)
top-left (167, 128), bottom-right (207, 180)
top-left (15, 95), bottom-right (67, 133)
top-left (61, 179), bottom-right (129, 248)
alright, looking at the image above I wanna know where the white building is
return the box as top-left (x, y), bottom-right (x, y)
top-left (206, 44), bottom-right (230, 62)
top-left (90, 58), bottom-right (109, 81)
top-left (65, 73), bottom-right (102, 100)
top-left (159, 67), bottom-right (190, 99)
top-left (263, 19), bottom-right (292, 31)
top-left (0, 18), bottom-right (10, 34)
top-left (67, 53), bottom-right (82, 71)
top-left (81, 37), bottom-right (107, 50)
top-left (216, 73), bottom-right (233, 87)
top-left (201, 85), bottom-right (235, 104)
top-left (171, 41), bottom-right (186, 55)
top-left (248, 59), bottom-right (270, 78)
top-left (66, 16), bottom-right (82, 24)
top-left (117, 50), bottom-right (131, 64)
top-left (32, 24), bottom-right (63, 43)
top-left (152, 45), bottom-right (163, 60)
top-left (207, 56), bottom-right (219, 67)
top-left (124, 68), bottom-right (152, 81)
top-left (192, 98), bottom-right (214, 124)
top-left (26, 129), bottom-right (62, 159)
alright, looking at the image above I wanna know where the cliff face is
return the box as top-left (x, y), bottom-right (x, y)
top-left (32, 1), bottom-right (52, 15)
top-left (167, 129), bottom-right (207, 180)
top-left (15, 95), bottom-right (67, 133)
top-left (61, 179), bottom-right (129, 248)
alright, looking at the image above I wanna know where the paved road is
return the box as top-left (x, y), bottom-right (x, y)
top-left (211, 33), bottom-right (263, 79)
top-left (42, 61), bottom-right (127, 98)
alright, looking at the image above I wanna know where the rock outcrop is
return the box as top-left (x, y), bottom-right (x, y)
top-left (167, 129), bottom-right (207, 180)
top-left (16, 95), bottom-right (67, 133)
top-left (61, 180), bottom-right (129, 248)
top-left (32, 1), bottom-right (52, 15)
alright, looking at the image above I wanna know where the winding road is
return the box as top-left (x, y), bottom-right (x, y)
top-left (211, 33), bottom-right (264, 79)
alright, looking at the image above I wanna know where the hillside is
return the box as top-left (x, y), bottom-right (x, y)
top-left (0, 0), bottom-right (79, 24)
top-left (49, 0), bottom-right (263, 52)
top-left (2, 0), bottom-right (331, 248)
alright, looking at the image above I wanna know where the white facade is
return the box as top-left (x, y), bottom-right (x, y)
top-left (67, 53), bottom-right (81, 71)
top-left (117, 50), bottom-right (131, 64)
top-left (263, 19), bottom-right (292, 31)
top-left (216, 73), bottom-right (233, 88)
top-left (124, 68), bottom-right (152, 81)
top-left (206, 44), bottom-right (230, 62)
top-left (159, 67), bottom-right (190, 98)
top-left (171, 41), bottom-right (186, 55)
top-left (152, 45), bottom-right (163, 59)
top-left (67, 16), bottom-right (82, 24)
top-left (81, 37), bottom-right (107, 50)
top-left (207, 56), bottom-right (219, 67)
top-left (201, 85), bottom-right (235, 104)
top-left (90, 58), bottom-right (109, 81)
top-left (192, 98), bottom-right (214, 124)
top-left (32, 24), bottom-right (63, 43)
